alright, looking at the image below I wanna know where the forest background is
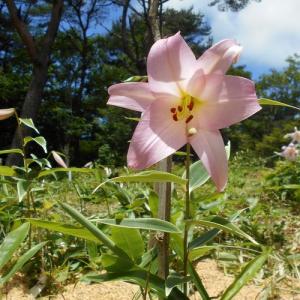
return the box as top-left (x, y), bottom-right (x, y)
top-left (0, 0), bottom-right (299, 167)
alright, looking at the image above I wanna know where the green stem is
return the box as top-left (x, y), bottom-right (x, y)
top-left (16, 112), bottom-right (33, 248)
top-left (183, 143), bottom-right (191, 296)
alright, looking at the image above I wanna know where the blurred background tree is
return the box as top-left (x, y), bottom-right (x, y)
top-left (1, 0), bottom-right (299, 167)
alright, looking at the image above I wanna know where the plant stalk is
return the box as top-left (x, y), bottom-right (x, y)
top-left (183, 143), bottom-right (191, 296)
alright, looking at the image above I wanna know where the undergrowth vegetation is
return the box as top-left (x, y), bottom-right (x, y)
top-left (1, 128), bottom-right (300, 298)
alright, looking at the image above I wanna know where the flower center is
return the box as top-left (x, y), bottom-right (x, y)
top-left (170, 94), bottom-right (195, 124)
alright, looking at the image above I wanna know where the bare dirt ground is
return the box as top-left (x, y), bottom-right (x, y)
top-left (2, 260), bottom-right (300, 300)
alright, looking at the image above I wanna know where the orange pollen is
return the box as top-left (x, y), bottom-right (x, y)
top-left (173, 114), bottom-right (178, 121)
top-left (185, 115), bottom-right (194, 123)
top-left (178, 105), bottom-right (183, 112)
top-left (170, 107), bottom-right (176, 113)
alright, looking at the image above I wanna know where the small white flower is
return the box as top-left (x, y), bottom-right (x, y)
top-left (284, 127), bottom-right (300, 144)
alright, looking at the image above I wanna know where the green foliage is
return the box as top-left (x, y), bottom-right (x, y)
top-left (263, 160), bottom-right (300, 202)
top-left (0, 223), bottom-right (45, 286)
top-left (221, 249), bottom-right (270, 300)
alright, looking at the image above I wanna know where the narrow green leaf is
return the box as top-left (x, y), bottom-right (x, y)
top-left (92, 218), bottom-right (180, 233)
top-left (27, 219), bottom-right (100, 243)
top-left (123, 75), bottom-right (148, 82)
top-left (282, 184), bottom-right (300, 190)
top-left (0, 241), bottom-right (46, 285)
top-left (82, 269), bottom-right (164, 295)
top-left (186, 160), bottom-right (210, 192)
top-left (221, 250), bottom-right (270, 300)
top-left (0, 166), bottom-right (15, 177)
top-left (189, 246), bottom-right (216, 261)
top-left (174, 151), bottom-right (194, 156)
top-left (148, 191), bottom-right (159, 218)
top-left (81, 268), bottom-right (188, 300)
top-left (93, 170), bottom-right (187, 193)
top-left (58, 202), bottom-right (127, 258)
top-left (101, 253), bottom-right (134, 272)
top-left (189, 228), bottom-right (220, 250)
top-left (86, 241), bottom-right (98, 261)
top-left (111, 227), bottom-right (144, 262)
top-left (259, 98), bottom-right (300, 111)
top-left (188, 261), bottom-right (211, 300)
top-left (166, 273), bottom-right (191, 296)
top-left (38, 167), bottom-right (93, 178)
top-left (17, 180), bottom-right (30, 202)
top-left (183, 142), bottom-right (230, 193)
top-left (0, 149), bottom-right (24, 156)
top-left (124, 117), bottom-right (141, 122)
top-left (188, 216), bottom-right (258, 245)
top-left (23, 136), bottom-right (47, 153)
top-left (0, 223), bottom-right (30, 270)
top-left (19, 118), bottom-right (40, 133)
top-left (139, 247), bottom-right (157, 268)
top-left (170, 233), bottom-right (210, 300)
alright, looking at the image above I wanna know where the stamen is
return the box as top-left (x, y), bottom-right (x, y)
top-left (170, 107), bottom-right (176, 113)
top-left (173, 114), bottom-right (178, 121)
top-left (187, 100), bottom-right (194, 111)
top-left (178, 105), bottom-right (183, 112)
top-left (185, 115), bottom-right (194, 123)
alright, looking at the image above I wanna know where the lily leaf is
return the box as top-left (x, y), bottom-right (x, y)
top-left (0, 241), bottom-right (46, 286)
top-left (92, 218), bottom-right (180, 233)
top-left (221, 250), bottom-right (270, 300)
top-left (27, 219), bottom-right (101, 243)
top-left (23, 136), bottom-right (47, 153)
top-left (94, 170), bottom-right (186, 193)
top-left (0, 166), bottom-right (15, 177)
top-left (0, 149), bottom-right (24, 156)
top-left (259, 98), bottom-right (300, 111)
top-left (0, 223), bottom-right (30, 270)
top-left (19, 118), bottom-right (39, 133)
top-left (187, 216), bottom-right (258, 245)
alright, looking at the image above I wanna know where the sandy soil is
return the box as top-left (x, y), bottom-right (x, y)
top-left (1, 260), bottom-right (300, 300)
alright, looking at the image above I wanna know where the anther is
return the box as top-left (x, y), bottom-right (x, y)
top-left (185, 115), bottom-right (193, 123)
top-left (187, 100), bottom-right (194, 111)
top-left (178, 105), bottom-right (183, 112)
top-left (173, 114), bottom-right (178, 121)
top-left (170, 107), bottom-right (176, 113)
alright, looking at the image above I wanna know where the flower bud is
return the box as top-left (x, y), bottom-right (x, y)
top-left (0, 108), bottom-right (15, 121)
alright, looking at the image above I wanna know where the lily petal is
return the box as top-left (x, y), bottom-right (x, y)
top-left (108, 82), bottom-right (156, 112)
top-left (190, 129), bottom-right (227, 192)
top-left (190, 74), bottom-right (261, 129)
top-left (0, 108), bottom-right (15, 121)
top-left (147, 32), bottom-right (197, 96)
top-left (197, 39), bottom-right (242, 75)
top-left (128, 98), bottom-right (187, 169)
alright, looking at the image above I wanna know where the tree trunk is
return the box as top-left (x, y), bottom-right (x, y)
top-left (5, 0), bottom-right (64, 165)
top-left (6, 63), bottom-right (48, 165)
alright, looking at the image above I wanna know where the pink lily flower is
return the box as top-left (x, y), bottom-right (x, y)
top-left (107, 33), bottom-right (261, 191)
top-left (284, 127), bottom-right (300, 144)
top-left (277, 144), bottom-right (299, 161)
